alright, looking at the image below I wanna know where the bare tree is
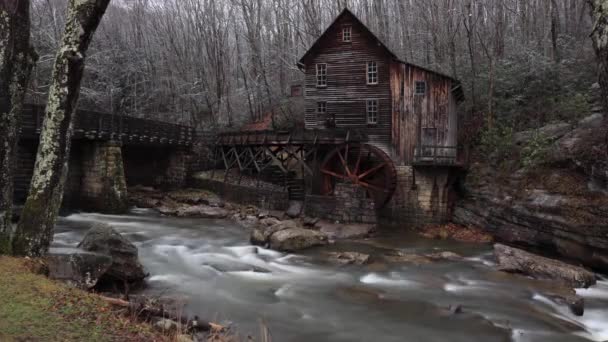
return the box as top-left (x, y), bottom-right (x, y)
top-left (588, 0), bottom-right (608, 116)
top-left (14, 0), bottom-right (111, 257)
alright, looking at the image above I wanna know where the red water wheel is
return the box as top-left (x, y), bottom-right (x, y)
top-left (320, 143), bottom-right (397, 208)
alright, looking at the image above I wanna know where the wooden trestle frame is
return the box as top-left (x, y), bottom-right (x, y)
top-left (212, 129), bottom-right (397, 208)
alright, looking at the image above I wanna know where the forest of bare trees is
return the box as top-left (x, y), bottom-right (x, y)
top-left (28, 0), bottom-right (595, 133)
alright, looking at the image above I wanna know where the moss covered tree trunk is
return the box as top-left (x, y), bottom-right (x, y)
top-left (0, 0), bottom-right (37, 255)
top-left (13, 0), bottom-right (110, 257)
top-left (588, 0), bottom-right (608, 115)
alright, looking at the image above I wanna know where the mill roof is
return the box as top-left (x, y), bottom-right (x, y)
top-left (298, 7), bottom-right (464, 101)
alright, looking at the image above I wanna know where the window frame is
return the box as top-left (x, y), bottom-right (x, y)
top-left (342, 26), bottom-right (352, 42)
top-left (415, 80), bottom-right (427, 96)
top-left (317, 101), bottom-right (327, 115)
top-left (366, 99), bottom-right (379, 125)
top-left (366, 61), bottom-right (378, 85)
top-left (316, 63), bottom-right (328, 88)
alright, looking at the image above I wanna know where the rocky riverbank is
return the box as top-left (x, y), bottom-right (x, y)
top-left (129, 186), bottom-right (377, 252)
top-left (44, 222), bottom-right (231, 342)
top-left (454, 113), bottom-right (608, 272)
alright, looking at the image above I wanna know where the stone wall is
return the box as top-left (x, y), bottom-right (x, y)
top-left (191, 178), bottom-right (289, 211)
top-left (305, 183), bottom-right (377, 224)
top-left (379, 166), bottom-right (452, 226)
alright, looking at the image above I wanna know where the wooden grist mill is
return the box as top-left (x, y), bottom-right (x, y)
top-left (213, 8), bottom-right (464, 222)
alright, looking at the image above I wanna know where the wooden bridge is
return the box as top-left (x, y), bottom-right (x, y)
top-left (19, 104), bottom-right (195, 146)
top-left (14, 104), bottom-right (196, 212)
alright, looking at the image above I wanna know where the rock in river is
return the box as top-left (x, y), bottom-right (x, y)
top-left (176, 205), bottom-right (230, 219)
top-left (252, 220), bottom-right (328, 251)
top-left (325, 252), bottom-right (371, 265)
top-left (269, 228), bottom-right (328, 252)
top-left (78, 223), bottom-right (147, 284)
top-left (494, 244), bottom-right (596, 288)
top-left (251, 220), bottom-right (299, 245)
top-left (315, 221), bottom-right (376, 240)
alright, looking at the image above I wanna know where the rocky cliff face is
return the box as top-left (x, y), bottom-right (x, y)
top-left (454, 110), bottom-right (608, 272)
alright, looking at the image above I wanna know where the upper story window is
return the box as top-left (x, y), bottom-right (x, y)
top-left (366, 99), bottom-right (378, 125)
top-left (316, 63), bottom-right (327, 87)
top-left (342, 26), bottom-right (352, 42)
top-left (367, 61), bottom-right (378, 85)
top-left (415, 80), bottom-right (427, 95)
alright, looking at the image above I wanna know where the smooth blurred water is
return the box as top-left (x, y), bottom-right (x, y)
top-left (53, 209), bottom-right (608, 342)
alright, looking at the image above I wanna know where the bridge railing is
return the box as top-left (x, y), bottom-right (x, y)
top-left (19, 104), bottom-right (195, 146)
top-left (216, 129), bottom-right (368, 146)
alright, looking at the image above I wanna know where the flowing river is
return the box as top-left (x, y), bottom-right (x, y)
top-left (52, 209), bottom-right (608, 342)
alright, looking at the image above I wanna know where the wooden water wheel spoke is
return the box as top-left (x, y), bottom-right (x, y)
top-left (354, 147), bottom-right (363, 174)
top-left (337, 149), bottom-right (352, 177)
top-left (358, 181), bottom-right (387, 193)
top-left (321, 143), bottom-right (397, 209)
top-left (357, 162), bottom-right (387, 180)
top-left (321, 169), bottom-right (349, 180)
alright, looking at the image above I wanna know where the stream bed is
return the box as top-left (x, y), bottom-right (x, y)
top-left (52, 209), bottom-right (608, 342)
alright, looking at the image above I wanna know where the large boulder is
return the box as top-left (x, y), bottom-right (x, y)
top-left (251, 220), bottom-right (328, 252)
top-left (78, 223), bottom-right (147, 283)
top-left (494, 244), bottom-right (596, 288)
top-left (268, 228), bottom-right (327, 252)
top-left (251, 220), bottom-right (299, 246)
top-left (46, 250), bottom-right (113, 289)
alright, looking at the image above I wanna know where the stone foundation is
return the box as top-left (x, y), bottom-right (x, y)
top-left (80, 141), bottom-right (129, 214)
top-left (305, 183), bottom-right (376, 224)
top-left (379, 166), bottom-right (452, 226)
top-left (192, 178), bottom-right (377, 224)
top-left (190, 178), bottom-right (290, 211)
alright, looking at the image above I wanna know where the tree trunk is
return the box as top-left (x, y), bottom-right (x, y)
top-left (13, 0), bottom-right (110, 257)
top-left (0, 0), bottom-right (37, 255)
top-left (587, 0), bottom-right (608, 117)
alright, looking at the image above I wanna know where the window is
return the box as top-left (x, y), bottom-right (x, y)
top-left (366, 99), bottom-right (378, 125)
top-left (367, 61), bottom-right (378, 85)
top-left (342, 26), bottom-right (352, 42)
top-left (317, 101), bottom-right (327, 115)
top-left (415, 80), bottom-right (427, 95)
top-left (316, 63), bottom-right (327, 87)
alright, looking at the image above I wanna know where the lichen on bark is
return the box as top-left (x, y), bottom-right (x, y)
top-left (14, 0), bottom-right (111, 257)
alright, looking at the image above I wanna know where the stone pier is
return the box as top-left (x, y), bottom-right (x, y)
top-left (163, 147), bottom-right (189, 188)
top-left (80, 141), bottom-right (128, 214)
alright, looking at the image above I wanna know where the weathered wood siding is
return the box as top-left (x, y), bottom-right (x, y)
top-left (302, 15), bottom-right (392, 152)
top-left (390, 63), bottom-right (458, 165)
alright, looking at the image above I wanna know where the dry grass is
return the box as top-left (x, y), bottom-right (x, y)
top-left (0, 256), bottom-right (167, 342)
